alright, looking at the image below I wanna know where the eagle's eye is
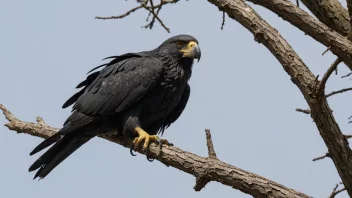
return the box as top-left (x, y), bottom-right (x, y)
top-left (176, 41), bottom-right (186, 48)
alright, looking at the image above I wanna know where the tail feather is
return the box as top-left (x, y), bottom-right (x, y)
top-left (32, 137), bottom-right (91, 180)
top-left (29, 134), bottom-right (74, 172)
top-left (29, 133), bottom-right (62, 156)
top-left (29, 111), bottom-right (97, 180)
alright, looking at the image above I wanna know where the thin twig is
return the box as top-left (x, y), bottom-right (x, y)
top-left (194, 129), bottom-right (218, 191)
top-left (312, 152), bottom-right (330, 161)
top-left (141, 3), bottom-right (170, 33)
top-left (221, 11), bottom-right (226, 30)
top-left (95, 0), bottom-right (178, 32)
top-left (328, 183), bottom-right (346, 198)
top-left (322, 46), bottom-right (331, 55)
top-left (317, 59), bottom-right (341, 96)
top-left (205, 129), bottom-right (218, 159)
top-left (143, 0), bottom-right (163, 30)
top-left (95, 5), bottom-right (144, 20)
top-left (296, 0), bottom-right (299, 7)
top-left (344, 134), bottom-right (352, 139)
top-left (296, 108), bottom-right (310, 114)
top-left (341, 72), bottom-right (352, 78)
top-left (326, 87), bottom-right (352, 98)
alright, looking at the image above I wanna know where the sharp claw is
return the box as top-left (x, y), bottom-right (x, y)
top-left (146, 142), bottom-right (154, 162)
top-left (130, 143), bottom-right (137, 156)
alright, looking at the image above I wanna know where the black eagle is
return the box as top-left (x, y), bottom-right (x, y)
top-left (28, 34), bottom-right (201, 180)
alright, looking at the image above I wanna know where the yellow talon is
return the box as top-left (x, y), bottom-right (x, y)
top-left (133, 126), bottom-right (159, 150)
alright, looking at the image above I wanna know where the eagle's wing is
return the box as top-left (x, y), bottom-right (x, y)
top-left (71, 54), bottom-right (163, 116)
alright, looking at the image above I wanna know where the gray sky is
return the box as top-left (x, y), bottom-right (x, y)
top-left (1, 0), bottom-right (350, 197)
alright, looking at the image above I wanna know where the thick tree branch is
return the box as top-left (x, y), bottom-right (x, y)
top-left (300, 0), bottom-right (350, 37)
top-left (248, 0), bottom-right (352, 71)
top-left (348, 0), bottom-right (352, 24)
top-left (207, 0), bottom-right (352, 196)
top-left (0, 104), bottom-right (310, 198)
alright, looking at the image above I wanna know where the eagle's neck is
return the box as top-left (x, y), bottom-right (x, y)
top-left (158, 54), bottom-right (193, 83)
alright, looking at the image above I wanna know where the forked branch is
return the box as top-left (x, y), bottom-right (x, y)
top-left (0, 104), bottom-right (310, 198)
top-left (95, 0), bottom-right (179, 33)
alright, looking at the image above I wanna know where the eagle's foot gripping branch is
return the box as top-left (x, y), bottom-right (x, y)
top-left (129, 126), bottom-right (172, 162)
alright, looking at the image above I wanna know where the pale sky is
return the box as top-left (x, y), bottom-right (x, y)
top-left (1, 0), bottom-right (350, 197)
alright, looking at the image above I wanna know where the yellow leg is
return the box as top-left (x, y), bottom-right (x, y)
top-left (132, 126), bottom-right (160, 150)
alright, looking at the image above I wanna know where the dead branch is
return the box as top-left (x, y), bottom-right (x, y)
top-left (328, 183), bottom-right (346, 198)
top-left (341, 72), bottom-right (352, 78)
top-left (326, 87), bottom-right (352, 98)
top-left (95, 5), bottom-right (144, 20)
top-left (0, 104), bottom-right (311, 198)
top-left (207, 0), bottom-right (352, 196)
top-left (193, 129), bottom-right (218, 191)
top-left (248, 0), bottom-right (352, 71)
top-left (296, 108), bottom-right (310, 114)
top-left (141, 1), bottom-right (170, 33)
top-left (221, 11), bottom-right (225, 30)
top-left (312, 152), bottom-right (330, 162)
top-left (142, 0), bottom-right (162, 30)
top-left (299, 0), bottom-right (350, 37)
top-left (95, 0), bottom-right (178, 33)
top-left (322, 46), bottom-right (331, 56)
top-left (317, 59), bottom-right (341, 97)
top-left (347, 0), bottom-right (352, 27)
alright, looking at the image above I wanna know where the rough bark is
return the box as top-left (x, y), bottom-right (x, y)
top-left (0, 104), bottom-right (311, 198)
top-left (300, 0), bottom-right (350, 36)
top-left (247, 0), bottom-right (352, 70)
top-left (207, 0), bottom-right (352, 197)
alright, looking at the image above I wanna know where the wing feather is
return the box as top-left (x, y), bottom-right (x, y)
top-left (73, 56), bottom-right (163, 116)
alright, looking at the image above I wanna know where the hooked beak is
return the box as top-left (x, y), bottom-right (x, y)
top-left (179, 41), bottom-right (201, 62)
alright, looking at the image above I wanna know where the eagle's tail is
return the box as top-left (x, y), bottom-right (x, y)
top-left (28, 132), bottom-right (92, 180)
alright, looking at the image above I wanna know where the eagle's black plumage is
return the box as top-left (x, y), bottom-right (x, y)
top-left (28, 34), bottom-right (201, 179)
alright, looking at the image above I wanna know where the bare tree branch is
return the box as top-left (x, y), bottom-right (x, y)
top-left (296, 108), bottom-right (310, 114)
top-left (0, 104), bottom-right (311, 198)
top-left (347, 0), bottom-right (352, 26)
top-left (248, 0), bottom-right (352, 71)
top-left (312, 152), bottom-right (330, 162)
top-left (95, 5), bottom-right (144, 20)
top-left (328, 183), bottom-right (346, 198)
top-left (193, 129), bottom-right (218, 191)
top-left (322, 46), bottom-right (331, 56)
top-left (300, 0), bottom-right (350, 37)
top-left (95, 0), bottom-right (178, 33)
top-left (221, 11), bottom-right (225, 30)
top-left (141, 2), bottom-right (170, 33)
top-left (317, 59), bottom-right (341, 96)
top-left (207, 0), bottom-right (352, 196)
top-left (341, 72), bottom-right (352, 78)
top-left (326, 87), bottom-right (352, 98)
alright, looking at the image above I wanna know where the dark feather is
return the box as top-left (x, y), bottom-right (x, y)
top-left (62, 89), bottom-right (85, 109)
top-left (32, 135), bottom-right (91, 179)
top-left (159, 84), bottom-right (190, 135)
top-left (29, 133), bottom-right (62, 156)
